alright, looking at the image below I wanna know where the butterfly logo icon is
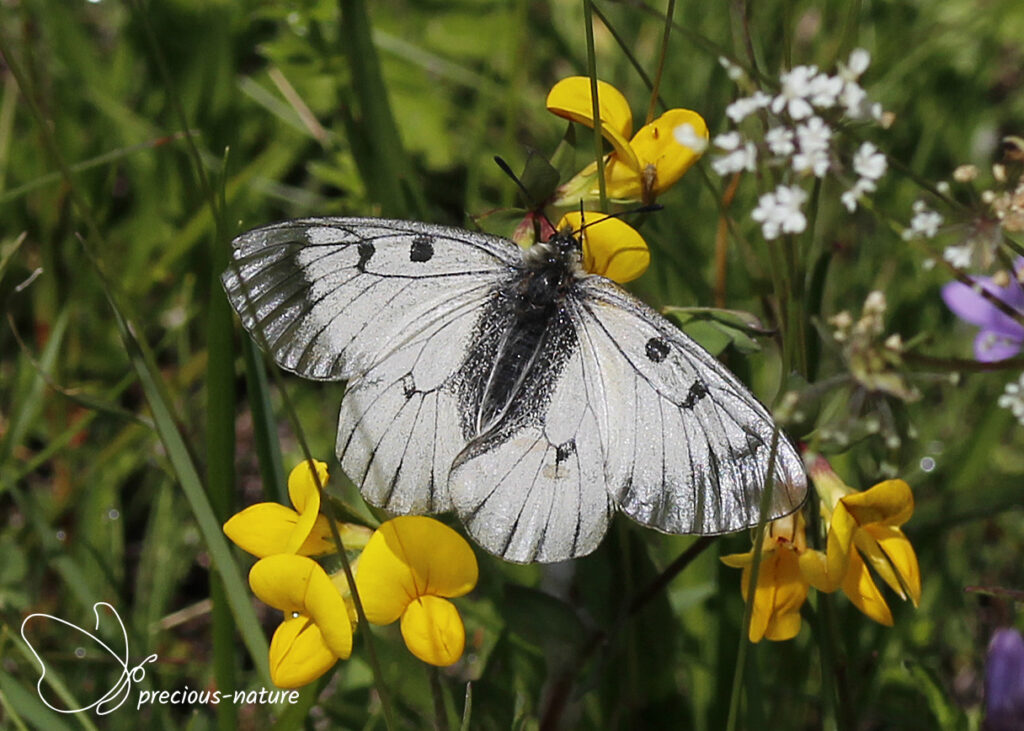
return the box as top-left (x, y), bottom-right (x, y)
top-left (20, 602), bottom-right (158, 715)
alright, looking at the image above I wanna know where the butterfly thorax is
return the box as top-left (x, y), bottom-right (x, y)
top-left (520, 231), bottom-right (585, 277)
top-left (470, 234), bottom-right (582, 435)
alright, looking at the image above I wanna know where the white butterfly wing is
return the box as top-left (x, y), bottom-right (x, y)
top-left (572, 276), bottom-right (807, 535)
top-left (221, 217), bottom-right (518, 380)
top-left (336, 289), bottom-right (492, 513)
top-left (449, 312), bottom-right (612, 563)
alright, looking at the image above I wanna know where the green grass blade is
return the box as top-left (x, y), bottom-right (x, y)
top-left (339, 0), bottom-right (421, 218)
top-left (243, 338), bottom-right (287, 504)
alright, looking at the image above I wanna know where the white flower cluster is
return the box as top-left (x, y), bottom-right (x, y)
top-left (711, 131), bottom-right (757, 175)
top-left (903, 200), bottom-right (944, 242)
top-left (841, 141), bottom-right (888, 212)
top-left (930, 154), bottom-right (1024, 270)
top-left (751, 185), bottom-right (808, 239)
top-left (711, 49), bottom-right (889, 240)
top-left (997, 373), bottom-right (1024, 426)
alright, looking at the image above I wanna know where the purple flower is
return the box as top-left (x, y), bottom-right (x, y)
top-left (942, 261), bottom-right (1024, 362)
top-left (985, 628), bottom-right (1024, 731)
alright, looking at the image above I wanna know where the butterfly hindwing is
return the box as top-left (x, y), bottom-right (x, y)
top-left (571, 276), bottom-right (807, 535)
top-left (221, 217), bottom-right (518, 380)
top-left (449, 310), bottom-right (612, 562)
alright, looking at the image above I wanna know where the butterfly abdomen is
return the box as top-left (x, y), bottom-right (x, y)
top-left (456, 253), bottom-right (579, 439)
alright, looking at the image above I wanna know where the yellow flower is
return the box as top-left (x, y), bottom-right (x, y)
top-left (721, 512), bottom-right (818, 642)
top-left (355, 516), bottom-right (478, 666)
top-left (223, 460), bottom-right (371, 557)
top-left (802, 457), bottom-right (922, 626)
top-left (249, 554), bottom-right (355, 688)
top-left (546, 76), bottom-right (708, 204)
top-left (556, 211), bottom-right (650, 283)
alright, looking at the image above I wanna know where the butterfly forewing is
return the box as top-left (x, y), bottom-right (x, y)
top-left (221, 218), bottom-right (518, 381)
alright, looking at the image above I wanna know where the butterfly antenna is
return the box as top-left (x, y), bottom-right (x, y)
top-left (493, 156), bottom-right (533, 201)
top-left (572, 203), bottom-right (664, 235)
top-left (493, 155), bottom-right (560, 235)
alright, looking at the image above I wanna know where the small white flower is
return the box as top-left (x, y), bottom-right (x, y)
top-left (792, 118), bottom-right (832, 177)
top-left (942, 244), bottom-right (972, 269)
top-left (673, 123), bottom-right (708, 153)
top-left (841, 178), bottom-right (877, 212)
top-left (772, 65), bottom-right (818, 120)
top-left (796, 116), bottom-right (832, 152)
top-left (808, 73), bottom-right (844, 109)
top-left (725, 91), bottom-right (772, 123)
top-left (846, 49), bottom-right (871, 79)
top-left (751, 184), bottom-right (808, 240)
top-left (905, 203), bottom-right (943, 239)
top-left (793, 147), bottom-right (831, 177)
top-left (853, 141), bottom-right (887, 181)
top-left (711, 133), bottom-right (757, 175)
top-left (997, 374), bottom-right (1024, 425)
top-left (839, 81), bottom-right (869, 118)
top-left (725, 99), bottom-right (751, 124)
top-left (719, 56), bottom-right (745, 81)
top-left (953, 164), bottom-right (979, 182)
top-left (765, 127), bottom-right (795, 157)
top-left (714, 131), bottom-right (743, 150)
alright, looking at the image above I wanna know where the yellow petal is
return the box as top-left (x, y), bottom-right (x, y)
top-left (269, 614), bottom-right (339, 689)
top-left (546, 77), bottom-right (636, 167)
top-left (840, 479), bottom-right (914, 528)
top-left (249, 555), bottom-right (353, 658)
top-left (599, 156), bottom-right (644, 201)
top-left (860, 525), bottom-right (922, 606)
top-left (400, 596), bottom-right (466, 667)
top-left (355, 517), bottom-right (478, 626)
top-left (624, 109), bottom-right (708, 197)
top-left (722, 513), bottom-right (806, 571)
top-left (810, 500), bottom-right (860, 593)
top-left (296, 515), bottom-right (337, 556)
top-left (796, 547), bottom-right (832, 591)
top-left (841, 549), bottom-right (893, 626)
top-left (224, 503), bottom-right (302, 558)
top-left (298, 520), bottom-right (373, 558)
top-left (287, 459), bottom-right (328, 512)
top-left (285, 460), bottom-right (327, 553)
top-left (720, 549), bottom-right (755, 569)
top-left (748, 548), bottom-right (807, 642)
top-left (295, 517), bottom-right (371, 557)
top-left (557, 212), bottom-right (650, 283)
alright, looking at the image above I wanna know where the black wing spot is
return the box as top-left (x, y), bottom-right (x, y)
top-left (645, 337), bottom-right (670, 363)
top-left (410, 235), bottom-right (435, 263)
top-left (681, 380), bottom-right (709, 409)
top-left (401, 374), bottom-right (416, 400)
top-left (356, 242), bottom-right (375, 272)
top-left (555, 440), bottom-right (576, 466)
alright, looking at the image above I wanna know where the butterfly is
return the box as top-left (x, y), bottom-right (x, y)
top-left (222, 217), bottom-right (807, 563)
